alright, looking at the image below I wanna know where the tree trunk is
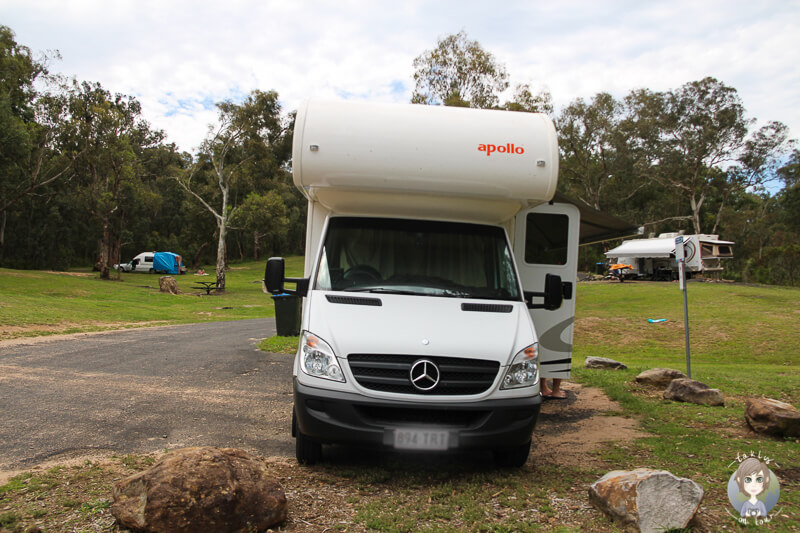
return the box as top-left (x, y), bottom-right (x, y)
top-left (100, 217), bottom-right (111, 280)
top-left (192, 242), bottom-right (209, 270)
top-left (0, 208), bottom-right (6, 262)
top-left (253, 230), bottom-right (260, 261)
top-left (216, 225), bottom-right (226, 290)
top-left (689, 194), bottom-right (704, 234)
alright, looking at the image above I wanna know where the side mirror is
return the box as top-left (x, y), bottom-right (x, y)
top-left (524, 273), bottom-right (565, 311)
top-left (264, 257), bottom-right (310, 297)
top-left (264, 257), bottom-right (285, 294)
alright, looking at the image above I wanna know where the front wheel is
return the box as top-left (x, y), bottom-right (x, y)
top-left (293, 412), bottom-right (322, 465)
top-left (493, 440), bottom-right (531, 468)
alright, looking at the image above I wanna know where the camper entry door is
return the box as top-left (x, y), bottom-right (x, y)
top-left (513, 202), bottom-right (579, 380)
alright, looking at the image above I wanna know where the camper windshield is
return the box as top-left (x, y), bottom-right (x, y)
top-left (315, 217), bottom-right (521, 300)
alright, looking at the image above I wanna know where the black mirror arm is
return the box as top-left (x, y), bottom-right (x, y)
top-left (284, 277), bottom-right (310, 298)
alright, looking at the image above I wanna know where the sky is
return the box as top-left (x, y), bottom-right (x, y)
top-left (4, 0), bottom-right (800, 154)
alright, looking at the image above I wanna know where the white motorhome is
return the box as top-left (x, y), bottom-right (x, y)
top-left (265, 100), bottom-right (613, 466)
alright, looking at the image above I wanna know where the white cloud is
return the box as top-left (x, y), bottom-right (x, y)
top-left (5, 0), bottom-right (799, 152)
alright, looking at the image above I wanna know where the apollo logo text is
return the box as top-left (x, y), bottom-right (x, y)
top-left (478, 143), bottom-right (525, 156)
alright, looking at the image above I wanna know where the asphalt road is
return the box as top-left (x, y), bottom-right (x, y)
top-left (0, 319), bottom-right (295, 471)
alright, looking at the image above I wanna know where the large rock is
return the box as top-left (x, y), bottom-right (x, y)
top-left (585, 356), bottom-right (627, 370)
top-left (663, 378), bottom-right (724, 406)
top-left (745, 398), bottom-right (800, 438)
top-left (158, 276), bottom-right (179, 295)
top-left (635, 368), bottom-right (687, 388)
top-left (589, 468), bottom-right (704, 533)
top-left (111, 447), bottom-right (287, 533)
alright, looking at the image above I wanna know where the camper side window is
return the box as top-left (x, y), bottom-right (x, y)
top-left (524, 213), bottom-right (569, 266)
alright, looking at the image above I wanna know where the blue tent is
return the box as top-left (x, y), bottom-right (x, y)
top-left (153, 252), bottom-right (185, 275)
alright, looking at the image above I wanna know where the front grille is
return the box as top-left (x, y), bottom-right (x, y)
top-left (348, 354), bottom-right (499, 395)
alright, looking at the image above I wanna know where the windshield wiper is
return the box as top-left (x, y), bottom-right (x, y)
top-left (343, 287), bottom-right (422, 295)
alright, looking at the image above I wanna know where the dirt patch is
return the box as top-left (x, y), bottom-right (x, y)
top-left (535, 381), bottom-right (647, 468)
top-left (0, 322), bottom-right (171, 346)
top-left (43, 271), bottom-right (94, 277)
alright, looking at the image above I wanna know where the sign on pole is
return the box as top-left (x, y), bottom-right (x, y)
top-left (675, 236), bottom-right (691, 378)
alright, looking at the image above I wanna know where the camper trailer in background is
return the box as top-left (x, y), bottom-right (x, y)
top-left (605, 233), bottom-right (734, 280)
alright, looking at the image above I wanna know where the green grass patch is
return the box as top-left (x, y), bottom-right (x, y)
top-left (258, 335), bottom-right (299, 354)
top-left (0, 256), bottom-right (305, 340)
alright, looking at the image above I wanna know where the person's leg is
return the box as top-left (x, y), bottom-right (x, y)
top-left (549, 378), bottom-right (566, 398)
top-left (540, 379), bottom-right (553, 396)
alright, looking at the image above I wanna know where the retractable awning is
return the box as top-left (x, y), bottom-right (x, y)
top-left (605, 237), bottom-right (676, 259)
top-left (552, 192), bottom-right (641, 245)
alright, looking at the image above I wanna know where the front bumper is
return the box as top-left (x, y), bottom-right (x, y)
top-left (293, 379), bottom-right (541, 451)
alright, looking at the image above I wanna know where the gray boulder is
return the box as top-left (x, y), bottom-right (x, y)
top-left (663, 378), bottom-right (724, 406)
top-left (745, 398), bottom-right (800, 438)
top-left (585, 356), bottom-right (627, 370)
top-left (635, 368), bottom-right (687, 388)
top-left (112, 447), bottom-right (287, 533)
top-left (589, 468), bottom-right (704, 533)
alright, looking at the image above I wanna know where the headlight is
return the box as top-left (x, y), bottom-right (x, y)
top-left (501, 344), bottom-right (538, 389)
top-left (299, 331), bottom-right (345, 382)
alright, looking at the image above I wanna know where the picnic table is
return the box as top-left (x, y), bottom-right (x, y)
top-left (193, 280), bottom-right (218, 294)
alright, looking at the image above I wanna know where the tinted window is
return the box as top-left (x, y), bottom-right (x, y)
top-left (524, 213), bottom-right (569, 265)
top-left (315, 217), bottom-right (520, 300)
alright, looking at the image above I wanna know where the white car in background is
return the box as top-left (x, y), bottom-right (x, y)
top-left (114, 252), bottom-right (156, 272)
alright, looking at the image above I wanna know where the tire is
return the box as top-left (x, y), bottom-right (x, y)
top-left (294, 412), bottom-right (322, 465)
top-left (493, 440), bottom-right (531, 468)
top-left (149, 268), bottom-right (155, 273)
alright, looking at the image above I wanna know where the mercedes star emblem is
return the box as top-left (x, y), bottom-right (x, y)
top-left (410, 359), bottom-right (440, 391)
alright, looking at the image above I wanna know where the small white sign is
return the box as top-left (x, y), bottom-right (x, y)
top-left (675, 236), bottom-right (685, 261)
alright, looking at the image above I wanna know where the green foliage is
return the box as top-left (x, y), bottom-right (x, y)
top-left (411, 31), bottom-right (509, 109)
top-left (2, 26), bottom-right (799, 289)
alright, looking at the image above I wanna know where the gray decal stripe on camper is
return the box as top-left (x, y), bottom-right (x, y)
top-left (325, 295), bottom-right (383, 306)
top-left (539, 358), bottom-right (572, 366)
top-left (460, 303), bottom-right (513, 313)
top-left (538, 316), bottom-right (575, 353)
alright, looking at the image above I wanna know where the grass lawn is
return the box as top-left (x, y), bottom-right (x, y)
top-left (0, 257), bottom-right (305, 340)
top-left (572, 281), bottom-right (799, 530)
top-left (0, 274), bottom-right (798, 531)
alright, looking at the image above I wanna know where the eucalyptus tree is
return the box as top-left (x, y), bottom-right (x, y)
top-left (64, 80), bottom-right (166, 279)
top-left (556, 92), bottom-right (627, 211)
top-left (0, 26), bottom-right (70, 260)
top-left (503, 83), bottom-right (553, 115)
top-left (175, 89), bottom-right (286, 290)
top-left (411, 31), bottom-right (509, 109)
top-left (229, 190), bottom-right (289, 260)
top-left (624, 77), bottom-right (792, 235)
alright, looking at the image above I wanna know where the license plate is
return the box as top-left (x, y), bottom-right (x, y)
top-left (393, 429), bottom-right (449, 450)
